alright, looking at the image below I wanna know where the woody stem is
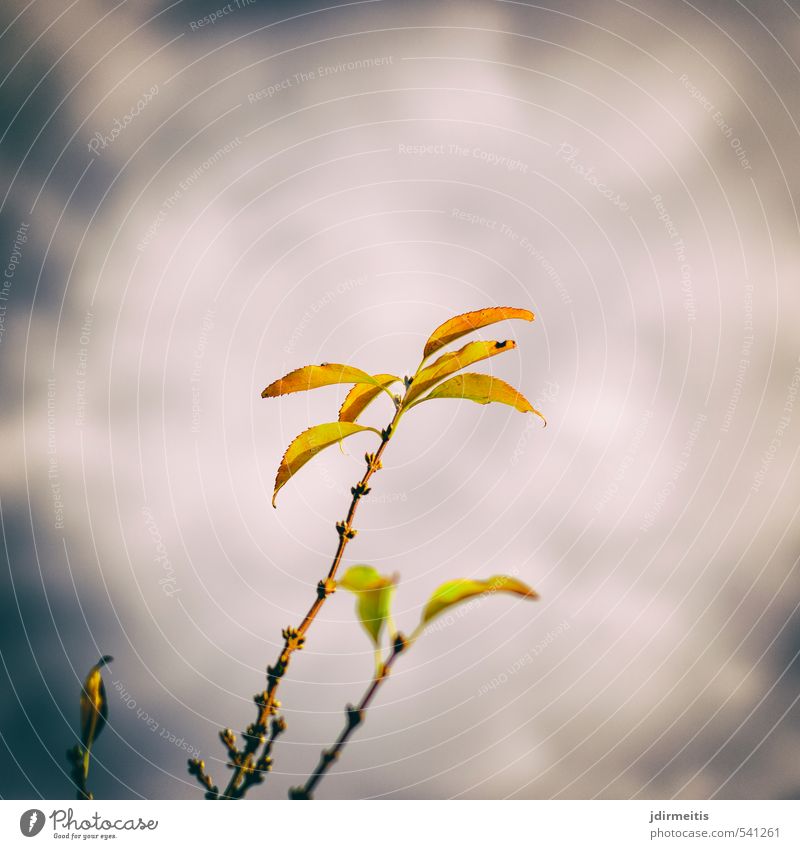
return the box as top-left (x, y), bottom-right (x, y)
top-left (294, 633), bottom-right (407, 799)
top-left (219, 406), bottom-right (402, 799)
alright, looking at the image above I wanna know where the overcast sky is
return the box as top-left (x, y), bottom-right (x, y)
top-left (1, 0), bottom-right (799, 800)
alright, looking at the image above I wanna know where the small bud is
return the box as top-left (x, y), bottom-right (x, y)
top-left (336, 521), bottom-right (357, 539)
top-left (317, 579), bottom-right (336, 599)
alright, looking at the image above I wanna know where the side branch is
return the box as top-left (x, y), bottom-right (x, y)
top-left (290, 632), bottom-right (408, 800)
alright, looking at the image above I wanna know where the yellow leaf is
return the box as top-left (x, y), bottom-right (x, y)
top-left (273, 423), bottom-right (379, 506)
top-left (405, 340), bottom-right (516, 405)
top-left (80, 655), bottom-right (113, 755)
top-left (338, 565), bottom-right (385, 592)
top-left (338, 565), bottom-right (396, 646)
top-left (262, 363), bottom-right (386, 398)
top-left (410, 373), bottom-right (546, 422)
top-left (422, 307), bottom-right (534, 359)
top-left (421, 576), bottom-right (538, 626)
top-left (339, 374), bottom-right (401, 423)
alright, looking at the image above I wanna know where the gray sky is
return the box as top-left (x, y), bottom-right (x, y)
top-left (1, 0), bottom-right (799, 800)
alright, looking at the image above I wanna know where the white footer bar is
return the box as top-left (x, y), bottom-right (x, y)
top-left (2, 799), bottom-right (797, 848)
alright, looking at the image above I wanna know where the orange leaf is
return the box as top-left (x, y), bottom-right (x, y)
top-left (339, 374), bottom-right (401, 423)
top-left (409, 373), bottom-right (545, 422)
top-left (422, 307), bottom-right (534, 359)
top-left (262, 363), bottom-right (386, 398)
top-left (405, 340), bottom-right (516, 405)
top-left (273, 422), bottom-right (379, 506)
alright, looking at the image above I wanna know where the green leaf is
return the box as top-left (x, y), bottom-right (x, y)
top-left (423, 307), bottom-right (534, 359)
top-left (409, 373), bottom-right (545, 421)
top-left (80, 655), bottom-right (113, 753)
top-left (262, 363), bottom-right (386, 398)
top-left (339, 374), bottom-right (401, 423)
top-left (338, 565), bottom-right (396, 646)
top-left (421, 575), bottom-right (538, 626)
top-left (405, 340), bottom-right (517, 405)
top-left (272, 423), bottom-right (379, 506)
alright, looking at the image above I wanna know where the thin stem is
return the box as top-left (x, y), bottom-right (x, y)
top-left (67, 744), bottom-right (91, 800)
top-left (187, 757), bottom-right (218, 799)
top-left (214, 405), bottom-right (403, 800)
top-left (78, 754), bottom-right (90, 800)
top-left (291, 633), bottom-right (408, 799)
top-left (234, 715), bottom-right (287, 798)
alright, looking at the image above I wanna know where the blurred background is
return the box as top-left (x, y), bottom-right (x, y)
top-left (1, 0), bottom-right (799, 800)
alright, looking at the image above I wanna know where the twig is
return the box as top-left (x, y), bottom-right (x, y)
top-left (290, 632), bottom-right (408, 799)
top-left (187, 757), bottom-right (218, 800)
top-left (203, 406), bottom-right (402, 800)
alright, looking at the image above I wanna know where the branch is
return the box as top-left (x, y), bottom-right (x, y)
top-left (290, 632), bottom-right (408, 799)
top-left (203, 406), bottom-right (402, 800)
